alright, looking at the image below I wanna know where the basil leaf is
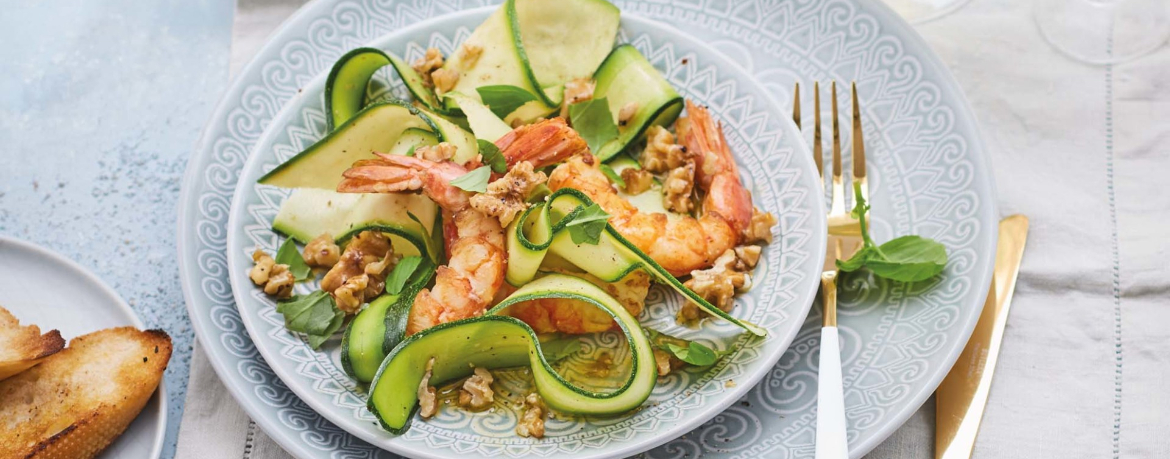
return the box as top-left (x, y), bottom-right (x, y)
top-left (569, 97), bottom-right (619, 153)
top-left (539, 335), bottom-right (583, 362)
top-left (599, 164), bottom-right (625, 188)
top-left (449, 166), bottom-right (491, 193)
top-left (665, 342), bottom-right (719, 367)
top-left (276, 290), bottom-right (345, 350)
top-left (477, 139), bottom-right (507, 173)
top-left (383, 256), bottom-right (426, 295)
top-left (866, 236), bottom-right (948, 282)
top-left (836, 181), bottom-right (948, 282)
top-left (405, 145), bottom-right (418, 157)
top-left (476, 85), bottom-right (537, 119)
top-left (274, 238), bottom-right (311, 281)
top-left (564, 203), bottom-right (610, 245)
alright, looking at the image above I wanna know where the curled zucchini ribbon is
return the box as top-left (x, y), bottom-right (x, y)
top-left (367, 273), bottom-right (656, 434)
top-left (507, 188), bottom-right (768, 337)
top-left (324, 47), bottom-right (448, 130)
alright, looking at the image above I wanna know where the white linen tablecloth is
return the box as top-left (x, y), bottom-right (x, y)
top-left (176, 0), bottom-right (1170, 457)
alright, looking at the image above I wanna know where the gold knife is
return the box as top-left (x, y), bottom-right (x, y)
top-left (934, 214), bottom-right (1029, 458)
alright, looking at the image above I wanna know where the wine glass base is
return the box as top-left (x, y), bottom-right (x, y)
top-left (1035, 0), bottom-right (1170, 65)
top-left (883, 0), bottom-right (973, 24)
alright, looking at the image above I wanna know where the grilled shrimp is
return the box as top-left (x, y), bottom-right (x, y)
top-left (339, 154), bottom-right (506, 335)
top-left (547, 101), bottom-right (753, 276)
top-left (469, 117), bottom-right (588, 170)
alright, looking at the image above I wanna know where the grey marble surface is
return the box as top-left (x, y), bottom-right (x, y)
top-left (0, 1), bottom-right (235, 457)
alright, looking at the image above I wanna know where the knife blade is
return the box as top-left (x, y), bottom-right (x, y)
top-left (934, 214), bottom-right (1029, 459)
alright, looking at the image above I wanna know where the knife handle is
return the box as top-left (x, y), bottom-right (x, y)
top-left (816, 326), bottom-right (849, 459)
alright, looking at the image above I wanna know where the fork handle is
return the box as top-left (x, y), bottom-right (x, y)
top-left (816, 325), bottom-right (849, 459)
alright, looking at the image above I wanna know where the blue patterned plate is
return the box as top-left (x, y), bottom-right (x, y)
top-left (179, 1), bottom-right (996, 458)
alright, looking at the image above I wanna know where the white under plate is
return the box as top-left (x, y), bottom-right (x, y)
top-left (0, 236), bottom-right (167, 459)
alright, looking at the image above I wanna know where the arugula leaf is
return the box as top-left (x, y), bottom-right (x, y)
top-left (384, 256), bottom-right (429, 295)
top-left (449, 166), bottom-right (491, 193)
top-left (836, 182), bottom-right (948, 282)
top-left (645, 328), bottom-right (727, 367)
top-left (477, 139), bottom-right (507, 173)
top-left (599, 164), bottom-right (625, 188)
top-left (274, 238), bottom-right (311, 280)
top-left (275, 290), bottom-right (345, 349)
top-left (539, 335), bottom-right (583, 362)
top-left (564, 203), bottom-right (610, 245)
top-left (569, 97), bottom-right (619, 153)
top-left (476, 85), bottom-right (537, 119)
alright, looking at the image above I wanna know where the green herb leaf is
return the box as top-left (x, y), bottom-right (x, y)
top-left (384, 256), bottom-right (428, 295)
top-left (569, 97), bottom-right (619, 153)
top-left (274, 238), bottom-right (312, 281)
top-left (867, 236), bottom-right (948, 282)
top-left (600, 164), bottom-right (625, 189)
top-left (449, 166), bottom-right (491, 193)
top-left (275, 290), bottom-right (345, 350)
top-left (835, 182), bottom-right (948, 282)
top-left (405, 144), bottom-right (418, 157)
top-left (477, 139), bottom-right (507, 173)
top-left (665, 342), bottom-right (719, 367)
top-left (539, 335), bottom-right (583, 362)
top-left (564, 203), bottom-right (610, 245)
top-left (476, 85), bottom-right (537, 119)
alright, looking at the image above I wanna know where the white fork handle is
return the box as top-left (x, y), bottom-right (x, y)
top-left (816, 326), bottom-right (849, 459)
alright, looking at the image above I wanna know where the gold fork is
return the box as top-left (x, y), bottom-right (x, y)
top-left (795, 81), bottom-right (868, 459)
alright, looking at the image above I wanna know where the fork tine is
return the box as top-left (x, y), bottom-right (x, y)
top-left (813, 82), bottom-right (824, 182)
top-left (851, 82), bottom-right (869, 204)
top-left (792, 82), bottom-right (802, 131)
top-left (830, 82), bottom-right (846, 216)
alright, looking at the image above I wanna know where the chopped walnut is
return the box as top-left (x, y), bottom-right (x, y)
top-left (469, 161), bottom-right (548, 226)
top-left (620, 168), bottom-right (654, 195)
top-left (515, 393), bottom-right (547, 439)
top-left (302, 233), bottom-right (340, 268)
top-left (250, 249), bottom-right (294, 298)
top-left (743, 207), bottom-right (777, 244)
top-left (415, 142), bottom-right (457, 162)
top-left (653, 348), bottom-right (678, 376)
top-left (458, 367), bottom-right (495, 411)
top-left (459, 43), bottom-right (484, 67)
top-left (617, 102), bottom-right (639, 127)
top-left (431, 68), bottom-right (460, 94)
top-left (322, 231), bottom-right (393, 314)
top-left (683, 249), bottom-right (751, 314)
top-left (641, 126), bottom-right (691, 173)
top-left (418, 358), bottom-right (438, 419)
top-left (662, 161), bottom-right (696, 214)
top-left (412, 48), bottom-right (445, 87)
top-left (560, 77), bottom-right (596, 118)
top-left (734, 245), bottom-right (762, 269)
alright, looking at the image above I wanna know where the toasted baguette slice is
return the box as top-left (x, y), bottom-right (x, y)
top-left (0, 327), bottom-right (172, 459)
top-left (0, 306), bottom-right (66, 381)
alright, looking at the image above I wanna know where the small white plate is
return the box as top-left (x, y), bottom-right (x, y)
top-left (0, 236), bottom-right (167, 459)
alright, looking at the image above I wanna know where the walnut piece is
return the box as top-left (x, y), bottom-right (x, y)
top-left (653, 348), bottom-right (676, 376)
top-left (560, 77), bottom-right (596, 118)
top-left (412, 48), bottom-right (444, 87)
top-left (515, 393), bottom-right (547, 439)
top-left (743, 206), bottom-right (777, 244)
top-left (302, 233), bottom-right (340, 268)
top-left (662, 161), bottom-right (696, 214)
top-left (617, 102), bottom-right (639, 127)
top-left (641, 126), bottom-right (691, 173)
top-left (469, 161), bottom-right (548, 226)
top-left (417, 358), bottom-right (438, 419)
top-left (416, 142), bottom-right (457, 163)
top-left (457, 367), bottom-right (495, 411)
top-left (431, 68), bottom-right (460, 94)
top-left (250, 249), bottom-right (294, 298)
top-left (321, 231), bottom-right (393, 314)
top-left (620, 168), bottom-right (654, 195)
top-left (459, 43), bottom-right (483, 67)
top-left (682, 248), bottom-right (756, 316)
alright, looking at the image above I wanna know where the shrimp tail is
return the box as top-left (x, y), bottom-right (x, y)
top-left (495, 118), bottom-right (589, 168)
